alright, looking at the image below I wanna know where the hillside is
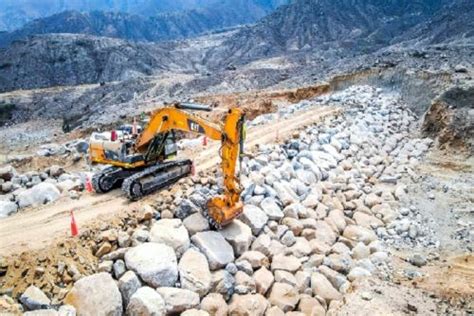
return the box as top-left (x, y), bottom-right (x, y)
top-left (0, 0), bottom-right (289, 32)
top-left (204, 0), bottom-right (470, 67)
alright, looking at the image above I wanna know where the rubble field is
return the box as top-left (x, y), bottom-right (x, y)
top-left (0, 85), bottom-right (472, 315)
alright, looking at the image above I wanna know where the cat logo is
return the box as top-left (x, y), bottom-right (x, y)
top-left (187, 119), bottom-right (205, 133)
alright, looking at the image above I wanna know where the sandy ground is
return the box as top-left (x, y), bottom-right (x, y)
top-left (0, 106), bottom-right (339, 256)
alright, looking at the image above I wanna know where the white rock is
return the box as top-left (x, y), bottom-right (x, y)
top-left (239, 205), bottom-right (269, 235)
top-left (179, 248), bottom-right (212, 297)
top-left (260, 197), bottom-right (284, 221)
top-left (347, 267), bottom-right (371, 281)
top-left (0, 200), bottom-right (18, 218)
top-left (125, 243), bottom-right (178, 288)
top-left (149, 219), bottom-right (190, 257)
top-left (156, 287), bottom-right (200, 314)
top-left (183, 212), bottom-right (210, 235)
top-left (220, 220), bottom-right (253, 256)
top-left (64, 273), bottom-right (122, 316)
top-left (17, 183), bottom-right (60, 208)
top-left (126, 286), bottom-right (166, 316)
top-left (191, 231), bottom-right (235, 270)
top-left (20, 285), bottom-right (51, 310)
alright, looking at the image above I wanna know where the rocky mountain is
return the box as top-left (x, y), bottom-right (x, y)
top-left (205, 0), bottom-right (472, 67)
top-left (0, 0), bottom-right (289, 32)
top-left (0, 34), bottom-right (186, 93)
top-left (0, 1), bottom-right (286, 48)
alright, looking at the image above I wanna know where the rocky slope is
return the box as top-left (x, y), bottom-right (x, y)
top-left (0, 0), bottom-right (289, 34)
top-left (0, 33), bottom-right (192, 93)
top-left (205, 0), bottom-right (472, 68)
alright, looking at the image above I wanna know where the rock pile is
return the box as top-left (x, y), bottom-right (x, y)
top-left (0, 164), bottom-right (88, 218)
top-left (9, 86), bottom-right (435, 315)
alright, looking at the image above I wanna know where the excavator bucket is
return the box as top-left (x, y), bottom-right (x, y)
top-left (206, 196), bottom-right (244, 228)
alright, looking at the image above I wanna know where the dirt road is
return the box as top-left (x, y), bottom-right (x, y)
top-left (0, 106), bottom-right (339, 256)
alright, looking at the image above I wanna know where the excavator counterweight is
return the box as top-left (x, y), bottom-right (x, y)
top-left (89, 103), bottom-right (245, 227)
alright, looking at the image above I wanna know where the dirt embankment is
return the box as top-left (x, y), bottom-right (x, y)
top-left (422, 84), bottom-right (474, 154)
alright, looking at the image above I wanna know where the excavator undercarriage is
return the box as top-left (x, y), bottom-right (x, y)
top-left (89, 103), bottom-right (245, 227)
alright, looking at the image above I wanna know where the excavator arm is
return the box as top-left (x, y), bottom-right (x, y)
top-left (135, 106), bottom-right (245, 227)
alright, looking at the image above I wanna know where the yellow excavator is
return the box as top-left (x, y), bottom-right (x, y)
top-left (89, 102), bottom-right (245, 227)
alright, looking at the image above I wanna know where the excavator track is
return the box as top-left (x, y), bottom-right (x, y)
top-left (92, 166), bottom-right (137, 193)
top-left (122, 159), bottom-right (192, 200)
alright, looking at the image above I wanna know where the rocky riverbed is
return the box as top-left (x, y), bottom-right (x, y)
top-left (1, 85), bottom-right (471, 314)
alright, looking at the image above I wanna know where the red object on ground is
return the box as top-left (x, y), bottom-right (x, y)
top-left (202, 136), bottom-right (208, 146)
top-left (85, 176), bottom-right (93, 193)
top-left (111, 130), bottom-right (117, 141)
top-left (70, 211), bottom-right (79, 237)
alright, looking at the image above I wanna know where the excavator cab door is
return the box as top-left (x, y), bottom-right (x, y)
top-left (144, 131), bottom-right (178, 163)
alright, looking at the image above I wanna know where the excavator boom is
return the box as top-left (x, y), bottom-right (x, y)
top-left (89, 104), bottom-right (245, 227)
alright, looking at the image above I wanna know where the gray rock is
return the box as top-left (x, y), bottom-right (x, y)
top-left (119, 271), bottom-right (142, 308)
top-left (17, 182), bottom-right (60, 208)
top-left (0, 201), bottom-right (18, 218)
top-left (179, 248), bottom-right (212, 297)
top-left (239, 205), bottom-right (269, 235)
top-left (113, 259), bottom-right (126, 279)
top-left (183, 212), bottom-right (210, 235)
top-left (20, 285), bottom-right (51, 310)
top-left (149, 219), bottom-right (190, 257)
top-left (125, 243), bottom-right (178, 288)
top-left (220, 220), bottom-right (253, 256)
top-left (156, 287), bottom-right (200, 314)
top-left (211, 270), bottom-right (235, 299)
top-left (126, 286), bottom-right (166, 316)
top-left (260, 197), bottom-right (284, 221)
top-left (64, 273), bottom-right (122, 316)
top-left (191, 231), bottom-right (235, 270)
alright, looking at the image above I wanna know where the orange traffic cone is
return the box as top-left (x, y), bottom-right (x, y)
top-left (70, 210), bottom-right (79, 237)
top-left (202, 136), bottom-right (208, 146)
top-left (85, 176), bottom-right (93, 193)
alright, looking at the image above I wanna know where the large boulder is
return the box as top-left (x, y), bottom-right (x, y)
top-left (17, 183), bottom-right (60, 208)
top-left (0, 201), bottom-right (18, 218)
top-left (219, 220), bottom-right (253, 256)
top-left (191, 231), bottom-right (235, 270)
top-left (126, 287), bottom-right (166, 316)
top-left (239, 205), bottom-right (268, 235)
top-left (125, 243), bottom-right (178, 288)
top-left (20, 285), bottom-right (51, 310)
top-left (149, 219), bottom-right (190, 257)
top-left (156, 287), bottom-right (200, 314)
top-left (178, 248), bottom-right (212, 297)
top-left (64, 273), bottom-right (122, 315)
